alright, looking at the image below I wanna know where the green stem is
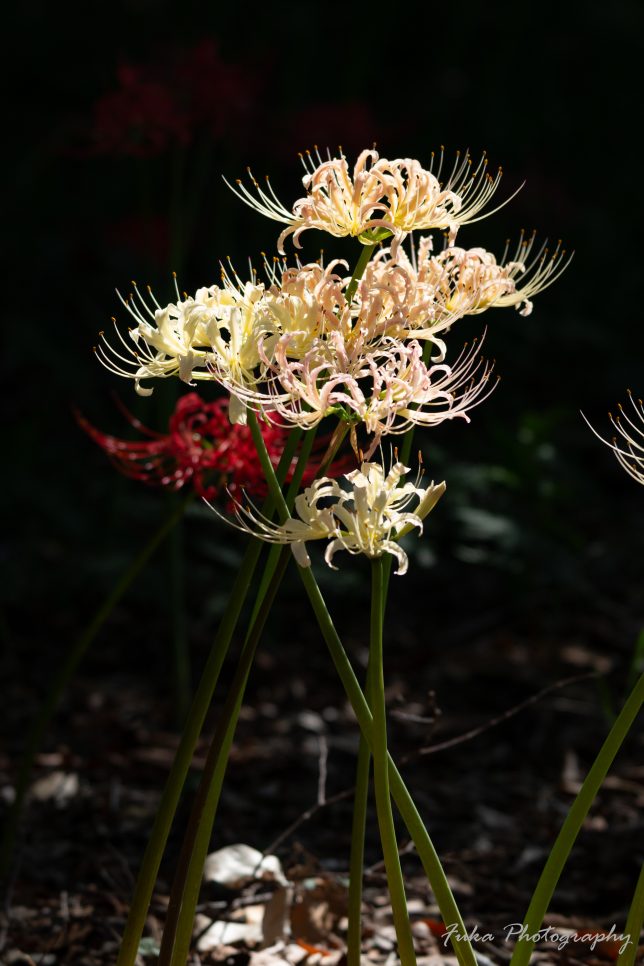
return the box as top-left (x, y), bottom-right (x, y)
top-left (347, 666), bottom-right (372, 966)
top-left (169, 514), bottom-right (191, 726)
top-left (617, 862), bottom-right (644, 966)
top-left (382, 337), bottom-right (434, 610)
top-left (299, 566), bottom-right (475, 966)
top-left (159, 548), bottom-right (291, 965)
top-left (509, 673), bottom-right (644, 966)
top-left (369, 558), bottom-right (417, 965)
top-left (116, 430), bottom-right (302, 966)
top-left (250, 413), bottom-right (475, 966)
top-left (0, 494), bottom-right (191, 881)
top-left (158, 425), bottom-right (316, 963)
top-left (346, 243), bottom-right (379, 303)
top-left (247, 426), bottom-right (317, 628)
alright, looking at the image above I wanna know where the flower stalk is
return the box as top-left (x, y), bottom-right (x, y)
top-left (158, 547), bottom-right (291, 965)
top-left (369, 557), bottom-right (417, 965)
top-left (347, 695), bottom-right (371, 966)
top-left (249, 411), bottom-right (476, 966)
top-left (617, 860), bottom-right (644, 966)
top-left (116, 429), bottom-right (302, 966)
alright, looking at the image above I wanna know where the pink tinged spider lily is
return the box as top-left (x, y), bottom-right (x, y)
top-left (220, 334), bottom-right (497, 459)
top-left (224, 460), bottom-right (446, 575)
top-left (432, 232), bottom-right (572, 318)
top-left (226, 147), bottom-right (514, 255)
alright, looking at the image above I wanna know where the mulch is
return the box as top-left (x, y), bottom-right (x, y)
top-left (2, 580), bottom-right (643, 965)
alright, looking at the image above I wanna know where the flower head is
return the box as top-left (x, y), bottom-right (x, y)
top-left (227, 147), bottom-right (508, 254)
top-left (432, 232), bottom-right (571, 318)
top-left (224, 332), bottom-right (496, 457)
top-left (77, 392), bottom-right (346, 504)
top-left (96, 273), bottom-right (269, 420)
top-left (228, 459), bottom-right (446, 574)
top-left (584, 391), bottom-right (644, 486)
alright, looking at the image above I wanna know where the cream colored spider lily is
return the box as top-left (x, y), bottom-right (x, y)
top-left (226, 147), bottom-right (510, 254)
top-left (227, 461), bottom-right (446, 574)
top-left (95, 278), bottom-right (216, 396)
top-left (583, 391), bottom-right (644, 486)
top-left (262, 258), bottom-right (350, 358)
top-left (96, 274), bottom-right (270, 419)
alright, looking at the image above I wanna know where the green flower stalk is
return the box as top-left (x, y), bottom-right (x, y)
top-left (369, 557), bottom-right (417, 965)
top-left (116, 430), bottom-right (302, 966)
top-left (510, 673), bottom-right (643, 966)
top-left (247, 414), bottom-right (477, 966)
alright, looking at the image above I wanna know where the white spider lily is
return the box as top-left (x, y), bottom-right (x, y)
top-left (583, 391), bottom-right (644, 486)
top-left (226, 147), bottom-right (510, 254)
top-left (96, 274), bottom-right (270, 417)
top-left (228, 461), bottom-right (446, 574)
top-left (95, 279), bottom-right (217, 396)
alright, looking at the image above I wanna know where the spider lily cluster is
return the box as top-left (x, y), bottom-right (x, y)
top-left (88, 146), bottom-right (575, 966)
top-left (96, 146), bottom-right (567, 567)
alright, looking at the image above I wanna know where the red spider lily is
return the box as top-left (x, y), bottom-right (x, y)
top-left (90, 65), bottom-right (191, 159)
top-left (174, 38), bottom-right (259, 141)
top-left (86, 41), bottom-right (258, 159)
top-left (77, 392), bottom-right (350, 505)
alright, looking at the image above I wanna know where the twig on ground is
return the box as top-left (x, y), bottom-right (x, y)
top-left (401, 672), bottom-right (598, 763)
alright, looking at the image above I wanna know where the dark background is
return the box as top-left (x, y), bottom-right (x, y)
top-left (5, 1), bottom-right (642, 662)
top-left (2, 0), bottom-right (643, 941)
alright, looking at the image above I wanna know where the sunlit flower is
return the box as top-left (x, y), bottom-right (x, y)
top-left (77, 392), bottom-right (347, 504)
top-left (262, 258), bottom-right (350, 356)
top-left (96, 274), bottom-right (269, 419)
top-left (223, 334), bottom-right (496, 458)
top-left (354, 242), bottom-right (466, 356)
top-left (227, 147), bottom-right (508, 254)
top-left (228, 460), bottom-right (446, 574)
top-left (584, 391), bottom-right (644, 486)
top-left (432, 232), bottom-right (571, 318)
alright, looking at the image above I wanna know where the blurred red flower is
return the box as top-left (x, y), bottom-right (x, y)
top-left (77, 392), bottom-right (349, 505)
top-left (87, 40), bottom-right (258, 158)
top-left (90, 64), bottom-right (191, 159)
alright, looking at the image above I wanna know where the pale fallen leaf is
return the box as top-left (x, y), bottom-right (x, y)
top-left (29, 771), bottom-right (79, 805)
top-left (249, 941), bottom-right (292, 966)
top-left (194, 913), bottom-right (262, 952)
top-left (203, 844), bottom-right (288, 888)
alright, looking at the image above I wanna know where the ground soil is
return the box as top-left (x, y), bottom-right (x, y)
top-left (2, 570), bottom-right (642, 966)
